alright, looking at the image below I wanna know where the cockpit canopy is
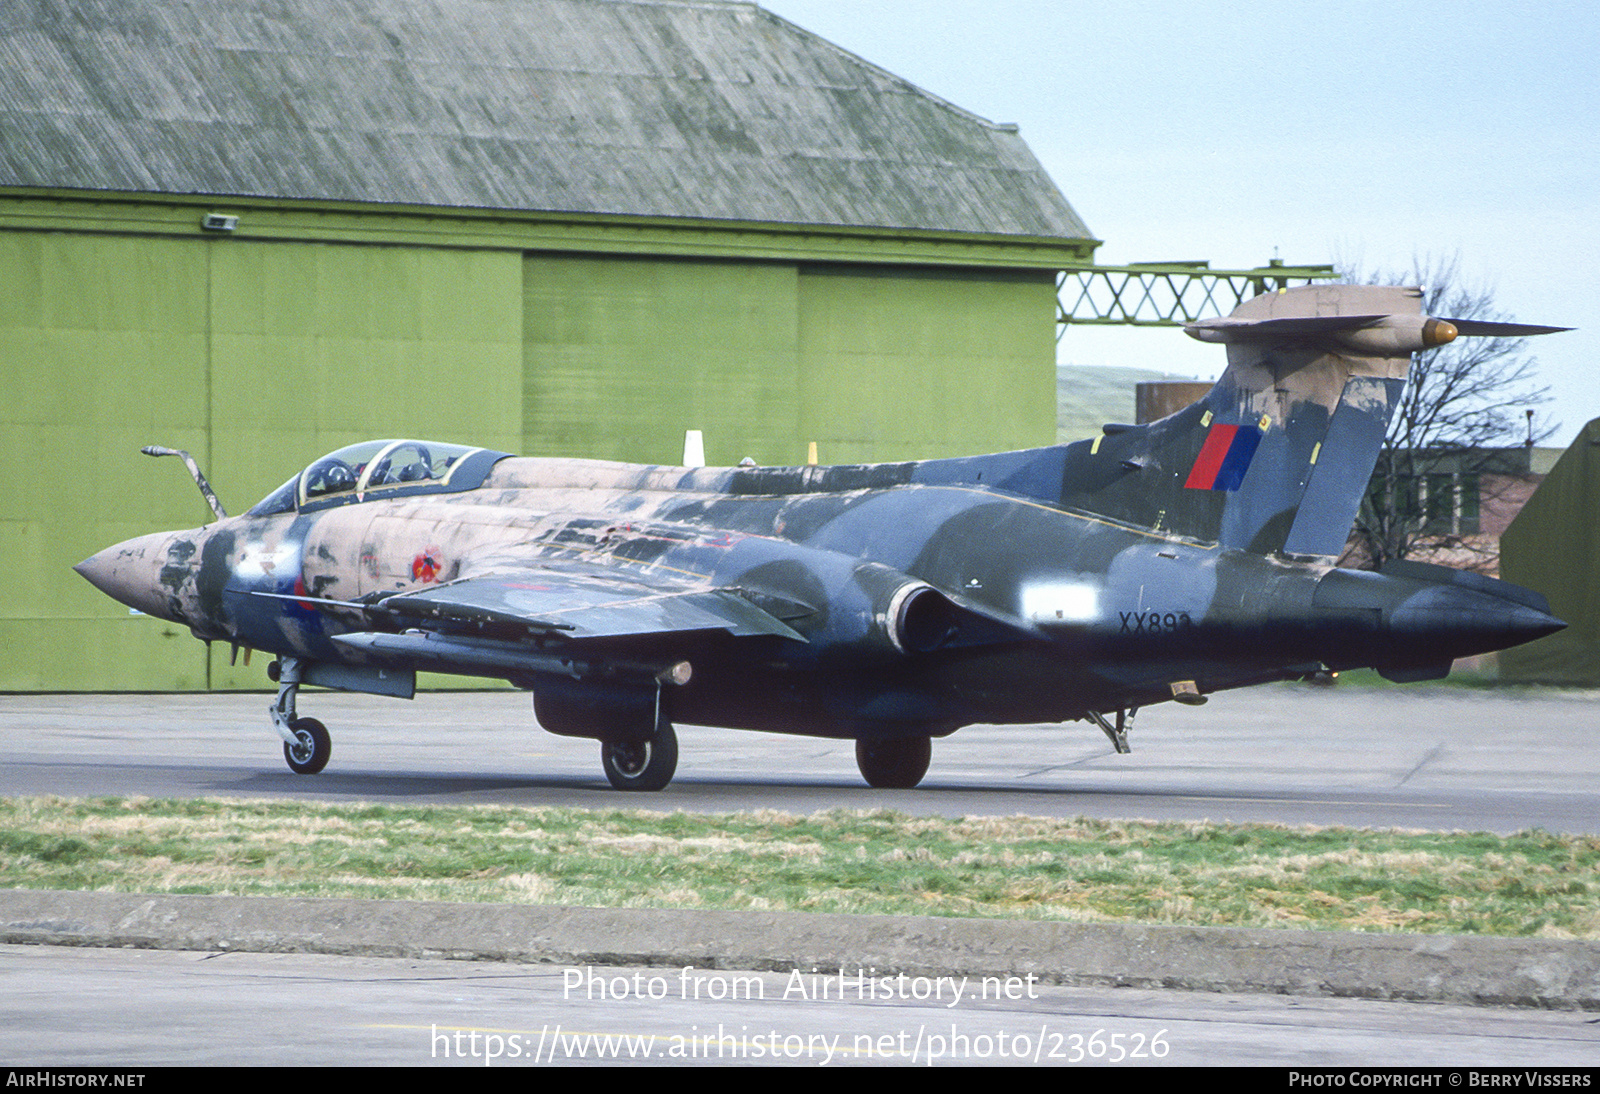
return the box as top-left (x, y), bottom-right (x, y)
top-left (247, 440), bottom-right (508, 516)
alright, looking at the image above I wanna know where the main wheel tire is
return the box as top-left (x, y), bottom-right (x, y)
top-left (283, 717), bottom-right (331, 775)
top-left (600, 722), bottom-right (678, 791)
top-left (855, 736), bottom-right (931, 789)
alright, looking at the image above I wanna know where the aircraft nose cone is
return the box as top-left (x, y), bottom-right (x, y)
top-left (1389, 585), bottom-right (1566, 653)
top-left (1506, 603), bottom-right (1566, 645)
top-left (74, 531), bottom-right (190, 623)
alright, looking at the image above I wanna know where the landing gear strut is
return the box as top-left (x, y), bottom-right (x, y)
top-left (1087, 707), bottom-right (1136, 754)
top-left (269, 657), bottom-right (332, 775)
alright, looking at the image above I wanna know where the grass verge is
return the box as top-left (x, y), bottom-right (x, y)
top-left (2, 796), bottom-right (1596, 938)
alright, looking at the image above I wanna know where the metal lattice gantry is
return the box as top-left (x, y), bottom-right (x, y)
top-left (1057, 258), bottom-right (1337, 335)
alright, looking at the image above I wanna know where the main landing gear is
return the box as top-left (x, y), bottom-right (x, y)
top-left (599, 702), bottom-right (679, 791)
top-left (534, 675), bottom-right (685, 791)
top-left (269, 657), bottom-right (331, 775)
top-left (855, 735), bottom-right (932, 789)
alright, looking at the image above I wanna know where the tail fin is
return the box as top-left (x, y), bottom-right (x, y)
top-left (1062, 284), bottom-right (1567, 557)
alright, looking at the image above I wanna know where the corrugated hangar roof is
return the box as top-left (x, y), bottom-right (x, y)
top-left (0, 0), bottom-right (1092, 239)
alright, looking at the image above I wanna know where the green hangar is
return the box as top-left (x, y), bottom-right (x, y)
top-left (1, 0), bottom-right (1097, 690)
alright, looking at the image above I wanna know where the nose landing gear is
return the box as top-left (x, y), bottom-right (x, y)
top-left (269, 657), bottom-right (332, 775)
top-left (283, 717), bottom-right (331, 775)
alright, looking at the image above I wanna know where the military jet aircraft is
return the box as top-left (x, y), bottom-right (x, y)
top-left (76, 284), bottom-right (1568, 791)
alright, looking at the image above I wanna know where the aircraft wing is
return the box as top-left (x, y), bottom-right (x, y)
top-left (375, 563), bottom-right (806, 642)
top-left (256, 559), bottom-right (804, 644)
top-left (257, 561), bottom-right (807, 684)
top-left (261, 557), bottom-right (1042, 686)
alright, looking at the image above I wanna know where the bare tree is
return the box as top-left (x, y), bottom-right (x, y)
top-left (1342, 254), bottom-right (1556, 572)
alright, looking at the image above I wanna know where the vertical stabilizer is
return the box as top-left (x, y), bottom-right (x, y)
top-left (1063, 285), bottom-right (1454, 556)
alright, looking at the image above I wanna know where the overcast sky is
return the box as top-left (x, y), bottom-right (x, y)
top-left (760, 1), bottom-right (1598, 447)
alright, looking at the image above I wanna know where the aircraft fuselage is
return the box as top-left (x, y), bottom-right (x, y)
top-left (78, 450), bottom-right (1558, 742)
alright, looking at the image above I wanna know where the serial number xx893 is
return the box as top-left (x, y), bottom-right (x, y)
top-left (1119, 610), bottom-right (1194, 634)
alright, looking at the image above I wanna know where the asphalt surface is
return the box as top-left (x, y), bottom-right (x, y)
top-left (2, 683), bottom-right (1597, 833)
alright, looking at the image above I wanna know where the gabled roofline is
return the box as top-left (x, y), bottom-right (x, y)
top-left (745, 3), bottom-right (1015, 132)
top-left (583, 1), bottom-right (1018, 133)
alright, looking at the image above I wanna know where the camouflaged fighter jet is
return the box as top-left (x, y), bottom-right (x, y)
top-left (76, 284), bottom-right (1569, 791)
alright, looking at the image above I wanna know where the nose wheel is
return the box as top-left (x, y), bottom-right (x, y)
top-left (283, 717), bottom-right (331, 775)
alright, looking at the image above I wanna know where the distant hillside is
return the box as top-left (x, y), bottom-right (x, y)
top-left (1057, 365), bottom-right (1196, 443)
